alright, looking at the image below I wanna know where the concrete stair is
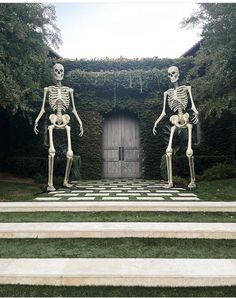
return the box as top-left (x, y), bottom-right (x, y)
top-left (0, 179), bottom-right (236, 289)
top-left (0, 222), bottom-right (235, 239)
top-left (1, 201), bottom-right (236, 212)
top-left (0, 258), bottom-right (236, 287)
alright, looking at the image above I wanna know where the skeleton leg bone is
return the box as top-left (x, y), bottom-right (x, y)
top-left (186, 123), bottom-right (196, 189)
top-left (63, 125), bottom-right (73, 188)
top-left (165, 125), bottom-right (176, 188)
top-left (47, 125), bottom-right (56, 191)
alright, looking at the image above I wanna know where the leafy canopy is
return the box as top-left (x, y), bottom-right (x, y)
top-left (182, 3), bottom-right (236, 118)
top-left (0, 3), bottom-right (61, 114)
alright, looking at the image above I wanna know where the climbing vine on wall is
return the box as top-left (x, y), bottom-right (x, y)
top-left (62, 58), bottom-right (196, 179)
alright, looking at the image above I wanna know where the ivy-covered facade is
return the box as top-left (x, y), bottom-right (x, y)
top-left (0, 57), bottom-right (234, 180)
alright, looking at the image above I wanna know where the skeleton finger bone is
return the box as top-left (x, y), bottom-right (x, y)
top-left (79, 126), bottom-right (84, 137)
top-left (153, 125), bottom-right (157, 135)
top-left (192, 113), bottom-right (199, 124)
top-left (34, 122), bottom-right (39, 135)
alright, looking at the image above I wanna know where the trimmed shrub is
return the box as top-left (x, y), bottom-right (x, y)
top-left (173, 176), bottom-right (188, 188)
top-left (202, 163), bottom-right (236, 181)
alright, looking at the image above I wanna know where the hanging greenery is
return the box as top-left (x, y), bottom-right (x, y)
top-left (67, 68), bottom-right (168, 94)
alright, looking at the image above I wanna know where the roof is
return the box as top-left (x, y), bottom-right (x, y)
top-left (48, 48), bottom-right (63, 59)
top-left (181, 39), bottom-right (204, 57)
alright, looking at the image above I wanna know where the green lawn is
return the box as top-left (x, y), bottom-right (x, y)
top-left (0, 181), bottom-right (42, 201)
top-left (0, 238), bottom-right (236, 258)
top-left (0, 211), bottom-right (235, 223)
top-left (194, 178), bottom-right (236, 200)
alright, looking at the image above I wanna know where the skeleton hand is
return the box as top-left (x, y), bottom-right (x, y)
top-left (79, 125), bottom-right (83, 137)
top-left (34, 122), bottom-right (39, 135)
top-left (192, 112), bottom-right (199, 125)
top-left (153, 124), bottom-right (157, 135)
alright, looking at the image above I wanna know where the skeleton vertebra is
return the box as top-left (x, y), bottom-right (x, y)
top-left (34, 63), bottom-right (83, 191)
top-left (153, 66), bottom-right (199, 189)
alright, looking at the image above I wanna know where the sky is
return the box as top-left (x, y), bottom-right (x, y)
top-left (54, 3), bottom-right (202, 59)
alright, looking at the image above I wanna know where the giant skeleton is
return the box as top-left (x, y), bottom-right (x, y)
top-left (153, 66), bottom-right (199, 189)
top-left (34, 63), bottom-right (83, 191)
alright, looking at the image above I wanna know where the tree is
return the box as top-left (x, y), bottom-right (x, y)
top-left (182, 3), bottom-right (236, 118)
top-left (0, 3), bottom-right (61, 114)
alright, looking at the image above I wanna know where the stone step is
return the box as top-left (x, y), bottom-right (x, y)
top-left (1, 201), bottom-right (236, 212)
top-left (0, 222), bottom-right (235, 239)
top-left (0, 258), bottom-right (235, 287)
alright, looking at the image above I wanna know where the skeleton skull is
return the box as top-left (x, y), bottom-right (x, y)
top-left (53, 63), bottom-right (64, 81)
top-left (168, 66), bottom-right (179, 83)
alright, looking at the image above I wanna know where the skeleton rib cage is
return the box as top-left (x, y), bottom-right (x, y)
top-left (167, 85), bottom-right (188, 115)
top-left (48, 86), bottom-right (70, 116)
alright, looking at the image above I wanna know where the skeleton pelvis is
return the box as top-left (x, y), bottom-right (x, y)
top-left (49, 114), bottom-right (70, 128)
top-left (170, 113), bottom-right (189, 128)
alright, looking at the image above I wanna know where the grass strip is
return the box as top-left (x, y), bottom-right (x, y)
top-left (0, 238), bottom-right (235, 258)
top-left (0, 181), bottom-right (41, 201)
top-left (1, 178), bottom-right (236, 201)
top-left (0, 285), bottom-right (236, 297)
top-left (195, 179), bottom-right (236, 201)
top-left (0, 211), bottom-right (235, 222)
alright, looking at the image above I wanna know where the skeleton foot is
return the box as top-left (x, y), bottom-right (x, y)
top-left (63, 181), bottom-right (73, 188)
top-left (188, 181), bottom-right (196, 190)
top-left (47, 185), bottom-right (56, 192)
top-left (164, 183), bottom-right (173, 189)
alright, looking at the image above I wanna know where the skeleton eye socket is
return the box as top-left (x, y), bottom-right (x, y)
top-left (172, 71), bottom-right (175, 75)
top-left (60, 70), bottom-right (63, 73)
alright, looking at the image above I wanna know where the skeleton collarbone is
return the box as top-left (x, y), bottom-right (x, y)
top-left (48, 85), bottom-right (71, 128)
top-left (167, 85), bottom-right (189, 128)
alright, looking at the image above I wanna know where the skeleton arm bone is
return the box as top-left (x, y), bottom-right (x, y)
top-left (70, 89), bottom-right (83, 137)
top-left (187, 86), bottom-right (199, 124)
top-left (34, 87), bottom-right (48, 135)
top-left (153, 91), bottom-right (167, 135)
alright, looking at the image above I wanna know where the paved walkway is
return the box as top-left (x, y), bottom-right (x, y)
top-left (34, 179), bottom-right (200, 201)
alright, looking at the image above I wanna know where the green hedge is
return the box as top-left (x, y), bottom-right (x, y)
top-left (172, 155), bottom-right (232, 178)
top-left (0, 155), bottom-right (232, 181)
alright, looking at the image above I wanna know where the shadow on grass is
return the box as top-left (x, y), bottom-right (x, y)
top-left (0, 285), bottom-right (236, 297)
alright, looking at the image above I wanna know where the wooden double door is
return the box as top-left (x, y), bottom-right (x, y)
top-left (102, 113), bottom-right (141, 178)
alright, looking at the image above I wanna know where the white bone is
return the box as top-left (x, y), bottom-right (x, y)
top-left (153, 66), bottom-right (199, 189)
top-left (34, 64), bottom-right (83, 191)
top-left (53, 63), bottom-right (64, 81)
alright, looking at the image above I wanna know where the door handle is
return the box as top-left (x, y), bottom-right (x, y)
top-left (122, 147), bottom-right (124, 161)
top-left (118, 147), bottom-right (124, 161)
top-left (118, 147), bottom-right (122, 160)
